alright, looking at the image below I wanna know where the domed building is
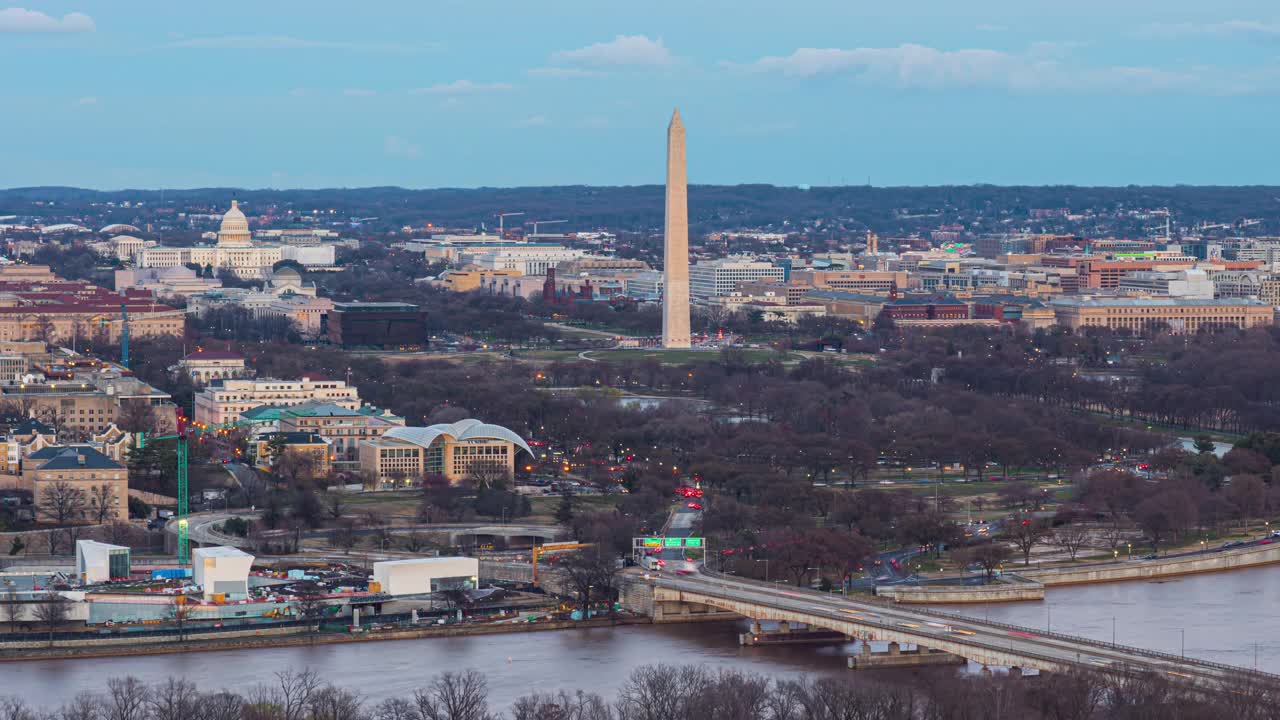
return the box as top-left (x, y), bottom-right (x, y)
top-left (216, 200), bottom-right (253, 247)
top-left (136, 199), bottom-right (283, 280)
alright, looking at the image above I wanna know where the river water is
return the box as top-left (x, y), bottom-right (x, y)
top-left (5, 567), bottom-right (1279, 708)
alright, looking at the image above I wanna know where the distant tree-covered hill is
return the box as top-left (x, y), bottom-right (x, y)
top-left (3, 184), bottom-right (1280, 234)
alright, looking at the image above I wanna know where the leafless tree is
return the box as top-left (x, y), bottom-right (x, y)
top-left (1006, 516), bottom-right (1050, 566)
top-left (164, 601), bottom-right (191, 643)
top-left (411, 670), bottom-right (495, 720)
top-left (403, 531), bottom-right (430, 553)
top-left (106, 676), bottom-right (150, 720)
top-left (510, 690), bottom-right (614, 720)
top-left (88, 484), bottom-right (117, 525)
top-left (37, 481), bottom-right (87, 527)
top-left (1052, 523), bottom-right (1091, 562)
top-left (31, 592), bottom-right (71, 646)
top-left (464, 461), bottom-right (509, 492)
top-left (323, 489), bottom-right (347, 521)
top-left (58, 692), bottom-right (102, 720)
top-left (2, 586), bottom-right (22, 632)
top-left (332, 520), bottom-right (358, 555)
top-left (116, 399), bottom-right (158, 435)
top-left (247, 669), bottom-right (324, 720)
top-left (147, 677), bottom-right (201, 720)
top-left (306, 686), bottom-right (364, 720)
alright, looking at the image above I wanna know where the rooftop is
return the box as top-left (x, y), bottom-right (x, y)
top-left (32, 445), bottom-right (123, 471)
top-left (1051, 297), bottom-right (1270, 308)
top-left (332, 301), bottom-right (420, 312)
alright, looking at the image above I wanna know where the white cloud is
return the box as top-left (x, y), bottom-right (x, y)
top-left (525, 67), bottom-right (603, 79)
top-left (1145, 20), bottom-right (1280, 42)
top-left (76, 96), bottom-right (97, 106)
top-left (515, 114), bottom-right (549, 128)
top-left (384, 135), bottom-right (420, 159)
top-left (0, 7), bottom-right (94, 33)
top-left (410, 80), bottom-right (513, 95)
top-left (552, 34), bottom-right (673, 67)
top-left (343, 88), bottom-right (376, 97)
top-left (737, 43), bottom-right (1200, 93)
top-left (162, 35), bottom-right (430, 52)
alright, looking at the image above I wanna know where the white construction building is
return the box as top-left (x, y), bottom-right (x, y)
top-left (372, 557), bottom-right (479, 597)
top-left (75, 540), bottom-right (131, 584)
top-left (192, 546), bottom-right (254, 601)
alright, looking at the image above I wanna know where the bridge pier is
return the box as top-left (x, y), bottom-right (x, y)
top-left (848, 641), bottom-right (966, 670)
top-left (652, 600), bottom-right (741, 624)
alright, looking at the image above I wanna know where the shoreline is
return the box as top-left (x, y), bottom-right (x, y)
top-left (0, 616), bottom-right (653, 663)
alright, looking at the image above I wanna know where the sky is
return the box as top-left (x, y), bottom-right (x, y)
top-left (4, 0), bottom-right (1280, 189)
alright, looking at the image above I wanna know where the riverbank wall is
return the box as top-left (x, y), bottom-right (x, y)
top-left (1024, 542), bottom-right (1280, 586)
top-left (879, 543), bottom-right (1280, 603)
top-left (875, 580), bottom-right (1045, 604)
top-left (0, 616), bottom-right (651, 662)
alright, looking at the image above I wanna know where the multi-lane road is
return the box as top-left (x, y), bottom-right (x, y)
top-left (649, 568), bottom-right (1276, 687)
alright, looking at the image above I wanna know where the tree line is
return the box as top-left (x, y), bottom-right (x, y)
top-left (2, 663), bottom-right (1275, 720)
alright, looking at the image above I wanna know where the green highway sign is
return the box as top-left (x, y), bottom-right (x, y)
top-left (636, 537), bottom-right (706, 549)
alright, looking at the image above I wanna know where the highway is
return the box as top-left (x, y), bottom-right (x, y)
top-left (649, 567), bottom-right (1280, 687)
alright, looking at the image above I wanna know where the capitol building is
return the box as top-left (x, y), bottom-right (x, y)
top-left (137, 200), bottom-right (332, 280)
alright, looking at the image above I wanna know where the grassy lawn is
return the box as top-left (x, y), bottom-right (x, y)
top-left (527, 494), bottom-right (623, 523)
top-left (588, 348), bottom-right (791, 365)
top-left (513, 350), bottom-right (586, 361)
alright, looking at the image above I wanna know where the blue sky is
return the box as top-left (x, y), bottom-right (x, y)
top-left (4, 0), bottom-right (1280, 189)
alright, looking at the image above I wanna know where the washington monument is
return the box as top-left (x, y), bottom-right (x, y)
top-left (662, 108), bottom-right (692, 349)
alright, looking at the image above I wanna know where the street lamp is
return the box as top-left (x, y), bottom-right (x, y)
top-left (1127, 542), bottom-right (1132, 559)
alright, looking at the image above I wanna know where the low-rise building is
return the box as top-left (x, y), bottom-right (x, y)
top-left (360, 419), bottom-right (532, 486)
top-left (327, 302), bottom-right (428, 350)
top-left (75, 539), bottom-right (130, 583)
top-left (174, 350), bottom-right (251, 385)
top-left (1050, 297), bottom-right (1274, 334)
top-left (689, 258), bottom-right (784, 300)
top-left (372, 557), bottom-right (479, 596)
top-left (1117, 269), bottom-right (1214, 299)
top-left (193, 376), bottom-right (361, 426)
top-left (276, 402), bottom-right (404, 470)
top-left (192, 546), bottom-right (254, 601)
top-left (252, 431), bottom-right (332, 476)
top-left (25, 445), bottom-right (128, 522)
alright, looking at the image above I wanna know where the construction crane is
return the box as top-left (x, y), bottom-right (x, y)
top-left (140, 410), bottom-right (271, 565)
top-left (496, 212), bottom-right (524, 235)
top-left (526, 219), bottom-right (566, 236)
top-left (120, 302), bottom-right (130, 369)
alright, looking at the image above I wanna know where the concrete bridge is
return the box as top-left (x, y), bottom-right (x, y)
top-left (650, 571), bottom-right (1278, 686)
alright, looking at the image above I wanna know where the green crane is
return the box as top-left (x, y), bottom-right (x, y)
top-left (138, 410), bottom-right (264, 566)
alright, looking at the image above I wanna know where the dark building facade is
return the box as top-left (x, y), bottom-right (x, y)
top-left (327, 302), bottom-right (428, 349)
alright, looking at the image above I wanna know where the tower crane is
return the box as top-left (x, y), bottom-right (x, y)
top-left (496, 212), bottom-right (524, 235)
top-left (526, 219), bottom-right (566, 236)
top-left (138, 410), bottom-right (271, 565)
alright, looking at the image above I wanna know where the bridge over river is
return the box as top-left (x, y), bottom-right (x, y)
top-left (649, 569), bottom-right (1278, 687)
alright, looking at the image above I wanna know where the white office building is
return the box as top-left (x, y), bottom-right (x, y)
top-left (372, 557), bottom-right (480, 597)
top-left (688, 257), bottom-right (785, 300)
top-left (192, 546), bottom-right (254, 601)
top-left (75, 540), bottom-right (130, 584)
top-left (193, 376), bottom-right (361, 425)
top-left (1118, 269), bottom-right (1215, 300)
